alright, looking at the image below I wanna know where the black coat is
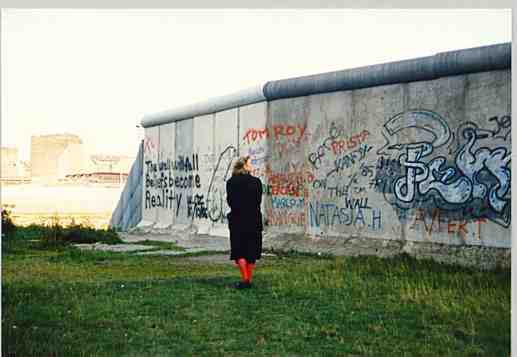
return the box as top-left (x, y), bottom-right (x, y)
top-left (226, 173), bottom-right (263, 262)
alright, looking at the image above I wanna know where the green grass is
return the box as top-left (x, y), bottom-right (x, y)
top-left (2, 227), bottom-right (510, 356)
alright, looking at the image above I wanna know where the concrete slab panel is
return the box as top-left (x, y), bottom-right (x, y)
top-left (463, 70), bottom-right (511, 247)
top-left (305, 91), bottom-right (353, 238)
top-left (402, 76), bottom-right (466, 244)
top-left (348, 84), bottom-right (406, 241)
top-left (465, 70), bottom-right (511, 123)
top-left (209, 108), bottom-right (238, 237)
top-left (155, 123), bottom-right (176, 229)
top-left (239, 102), bottom-right (268, 220)
top-left (193, 114), bottom-right (215, 234)
top-left (174, 119), bottom-right (195, 230)
top-left (266, 97), bottom-right (309, 235)
top-left (141, 126), bottom-right (159, 226)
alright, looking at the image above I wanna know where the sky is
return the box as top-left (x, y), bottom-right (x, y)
top-left (1, 9), bottom-right (512, 161)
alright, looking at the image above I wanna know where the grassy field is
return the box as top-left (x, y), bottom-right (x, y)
top-left (2, 225), bottom-right (511, 356)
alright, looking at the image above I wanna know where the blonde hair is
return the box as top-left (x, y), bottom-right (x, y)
top-left (232, 156), bottom-right (250, 176)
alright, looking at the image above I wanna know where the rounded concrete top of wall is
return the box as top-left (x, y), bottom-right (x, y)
top-left (141, 84), bottom-right (267, 128)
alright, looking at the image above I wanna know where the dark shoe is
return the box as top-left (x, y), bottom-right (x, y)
top-left (234, 281), bottom-right (251, 289)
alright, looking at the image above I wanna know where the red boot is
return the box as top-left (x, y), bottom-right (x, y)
top-left (235, 258), bottom-right (251, 288)
top-left (247, 263), bottom-right (256, 283)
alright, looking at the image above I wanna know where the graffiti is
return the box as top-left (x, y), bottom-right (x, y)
top-left (309, 202), bottom-right (381, 230)
top-left (174, 175), bottom-right (201, 189)
top-left (327, 144), bottom-right (372, 176)
top-left (266, 210), bottom-right (305, 226)
top-left (145, 160), bottom-right (157, 173)
top-left (309, 122), bottom-right (369, 169)
top-left (406, 208), bottom-right (487, 240)
top-left (173, 154), bottom-right (200, 172)
top-left (265, 183), bottom-right (305, 197)
top-left (326, 173), bottom-right (363, 197)
top-left (243, 144), bottom-right (292, 166)
top-left (330, 130), bottom-right (370, 155)
top-left (144, 152), bottom-right (202, 216)
top-left (145, 190), bottom-right (182, 214)
top-left (371, 158), bottom-right (403, 193)
top-left (243, 124), bottom-right (306, 144)
top-left (145, 155), bottom-right (199, 175)
top-left (187, 194), bottom-right (208, 219)
top-left (308, 122), bottom-right (341, 169)
top-left (359, 162), bottom-right (375, 178)
top-left (271, 197), bottom-right (305, 210)
top-left (376, 110), bottom-right (452, 155)
top-left (144, 137), bottom-right (157, 152)
top-left (142, 98), bottom-right (509, 250)
top-left (245, 146), bottom-right (268, 168)
top-left (206, 145), bottom-right (237, 223)
top-left (254, 161), bottom-right (313, 197)
top-left (314, 164), bottom-right (373, 198)
top-left (267, 170), bottom-right (305, 197)
top-left (377, 110), bottom-right (511, 227)
top-left (268, 166), bottom-right (305, 186)
top-left (487, 115), bottom-right (511, 141)
top-left (247, 146), bottom-right (265, 156)
top-left (375, 157), bottom-right (402, 176)
top-left (144, 163), bottom-right (201, 190)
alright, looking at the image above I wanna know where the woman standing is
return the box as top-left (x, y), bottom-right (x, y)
top-left (226, 156), bottom-right (263, 289)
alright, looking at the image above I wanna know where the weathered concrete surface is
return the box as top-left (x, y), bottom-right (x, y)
top-left (174, 119), bottom-right (194, 230)
top-left (262, 232), bottom-right (510, 271)
top-left (140, 126), bottom-right (160, 227)
top-left (155, 122), bottom-right (175, 230)
top-left (239, 102), bottom-right (268, 216)
top-left (193, 113), bottom-right (215, 235)
top-left (210, 108), bottom-right (238, 237)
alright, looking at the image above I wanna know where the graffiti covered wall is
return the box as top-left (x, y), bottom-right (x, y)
top-left (140, 68), bottom-right (510, 249)
top-left (301, 70), bottom-right (511, 247)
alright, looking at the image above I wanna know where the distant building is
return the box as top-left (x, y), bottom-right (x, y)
top-left (62, 154), bottom-right (135, 186)
top-left (87, 154), bottom-right (135, 174)
top-left (5, 133), bottom-right (136, 186)
top-left (1, 147), bottom-right (19, 178)
top-left (1, 147), bottom-right (31, 184)
top-left (30, 134), bottom-right (85, 182)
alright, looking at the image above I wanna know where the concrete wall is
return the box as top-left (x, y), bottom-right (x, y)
top-left (130, 43), bottom-right (511, 264)
top-left (279, 70), bottom-right (510, 248)
top-left (139, 68), bottom-right (511, 250)
top-left (137, 110), bottom-right (240, 236)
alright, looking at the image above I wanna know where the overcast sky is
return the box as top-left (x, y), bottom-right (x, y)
top-left (1, 9), bottom-right (512, 161)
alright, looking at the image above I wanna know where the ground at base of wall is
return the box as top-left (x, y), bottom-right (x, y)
top-left (263, 233), bottom-right (510, 271)
top-left (115, 231), bottom-right (509, 271)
